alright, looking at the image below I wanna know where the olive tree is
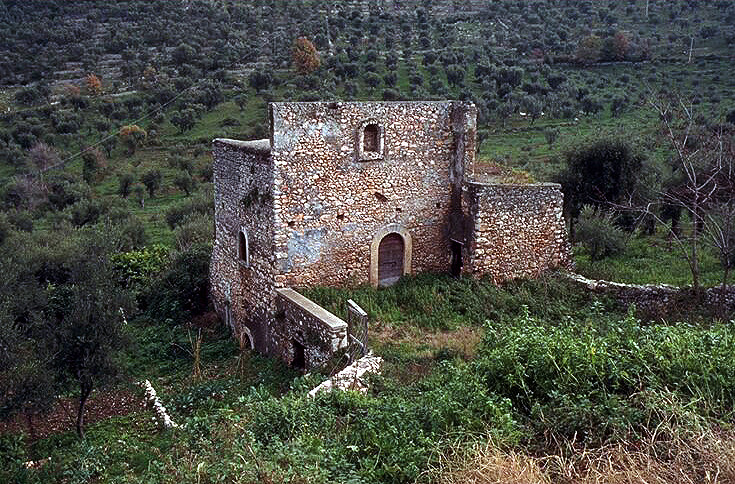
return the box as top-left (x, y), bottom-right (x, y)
top-left (559, 137), bottom-right (646, 223)
top-left (0, 228), bottom-right (131, 438)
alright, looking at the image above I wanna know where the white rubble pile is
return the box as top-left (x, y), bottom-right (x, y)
top-left (565, 272), bottom-right (678, 291)
top-left (308, 354), bottom-right (383, 398)
top-left (141, 379), bottom-right (178, 429)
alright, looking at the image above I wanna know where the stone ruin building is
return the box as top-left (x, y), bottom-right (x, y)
top-left (210, 101), bottom-right (569, 369)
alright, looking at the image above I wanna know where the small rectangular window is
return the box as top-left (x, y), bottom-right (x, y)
top-left (358, 121), bottom-right (384, 161)
top-left (363, 124), bottom-right (379, 152)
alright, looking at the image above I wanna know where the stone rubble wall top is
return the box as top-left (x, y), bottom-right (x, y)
top-left (213, 138), bottom-right (271, 154)
top-left (464, 180), bottom-right (562, 189)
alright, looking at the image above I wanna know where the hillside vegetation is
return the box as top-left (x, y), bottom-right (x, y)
top-left (1, 1), bottom-right (735, 482)
top-left (3, 275), bottom-right (735, 482)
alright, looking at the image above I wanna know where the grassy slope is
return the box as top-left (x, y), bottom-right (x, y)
top-left (574, 232), bottom-right (725, 287)
top-left (4, 274), bottom-right (734, 483)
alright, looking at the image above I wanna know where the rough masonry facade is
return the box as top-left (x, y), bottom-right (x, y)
top-left (463, 182), bottom-right (569, 282)
top-left (211, 101), bottom-right (570, 369)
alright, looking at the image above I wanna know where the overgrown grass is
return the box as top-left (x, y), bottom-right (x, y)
top-left (574, 233), bottom-right (725, 287)
top-left (303, 273), bottom-right (619, 331)
top-left (478, 306), bottom-right (735, 444)
top-left (4, 274), bottom-right (735, 483)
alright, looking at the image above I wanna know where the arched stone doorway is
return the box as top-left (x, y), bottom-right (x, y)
top-left (370, 224), bottom-right (412, 287)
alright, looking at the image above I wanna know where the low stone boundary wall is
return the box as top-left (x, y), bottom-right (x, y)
top-left (273, 288), bottom-right (348, 369)
top-left (566, 273), bottom-right (735, 316)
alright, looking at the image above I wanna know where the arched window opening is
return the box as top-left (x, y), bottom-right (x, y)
top-left (358, 120), bottom-right (384, 161)
top-left (237, 230), bottom-right (249, 266)
top-left (237, 325), bottom-right (254, 351)
top-left (363, 123), bottom-right (379, 153)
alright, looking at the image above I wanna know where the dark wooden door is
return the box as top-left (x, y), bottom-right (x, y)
top-left (378, 233), bottom-right (404, 286)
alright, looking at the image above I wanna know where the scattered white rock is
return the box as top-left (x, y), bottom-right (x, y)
top-left (141, 380), bottom-right (178, 429)
top-left (308, 353), bottom-right (383, 397)
top-left (23, 457), bottom-right (51, 469)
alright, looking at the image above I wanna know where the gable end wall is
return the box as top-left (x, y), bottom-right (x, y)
top-left (269, 101), bottom-right (474, 287)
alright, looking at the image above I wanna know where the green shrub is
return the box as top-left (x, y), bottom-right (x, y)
top-left (6, 210), bottom-right (33, 232)
top-left (544, 126), bottom-right (559, 146)
top-left (246, 360), bottom-right (518, 483)
top-left (167, 154), bottom-right (193, 174)
top-left (46, 176), bottom-right (90, 212)
top-left (117, 172), bottom-right (134, 198)
top-left (113, 215), bottom-right (148, 251)
top-left (142, 243), bottom-right (211, 321)
top-left (141, 169), bottom-right (162, 197)
top-left (0, 212), bottom-right (10, 245)
top-left (173, 213), bottom-right (213, 251)
top-left (173, 170), bottom-right (194, 196)
top-left (559, 137), bottom-right (646, 220)
top-left (110, 244), bottom-right (170, 289)
top-left (164, 185), bottom-right (213, 229)
top-left (574, 205), bottom-right (627, 260)
top-left (65, 198), bottom-right (103, 227)
top-left (0, 434), bottom-right (28, 484)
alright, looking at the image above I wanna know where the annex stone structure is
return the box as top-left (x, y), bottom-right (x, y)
top-left (211, 101), bottom-right (569, 369)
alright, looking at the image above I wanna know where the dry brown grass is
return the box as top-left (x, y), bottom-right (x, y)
top-left (369, 324), bottom-right (483, 385)
top-left (430, 427), bottom-right (735, 484)
top-left (543, 428), bottom-right (735, 484)
top-left (371, 324), bottom-right (484, 384)
top-left (431, 440), bottom-right (551, 484)
top-left (372, 323), bottom-right (483, 360)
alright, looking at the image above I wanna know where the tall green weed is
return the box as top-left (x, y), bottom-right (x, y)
top-left (304, 273), bottom-right (614, 330)
top-left (242, 360), bottom-right (518, 483)
top-left (476, 307), bottom-right (735, 443)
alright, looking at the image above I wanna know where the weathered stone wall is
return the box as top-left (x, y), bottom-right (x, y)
top-left (463, 182), bottom-right (570, 282)
top-left (274, 288), bottom-right (348, 369)
top-left (210, 101), bottom-right (573, 369)
top-left (269, 101), bottom-right (476, 287)
top-left (567, 273), bottom-right (735, 316)
top-left (210, 139), bottom-right (275, 352)
top-left (449, 103), bottom-right (476, 242)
